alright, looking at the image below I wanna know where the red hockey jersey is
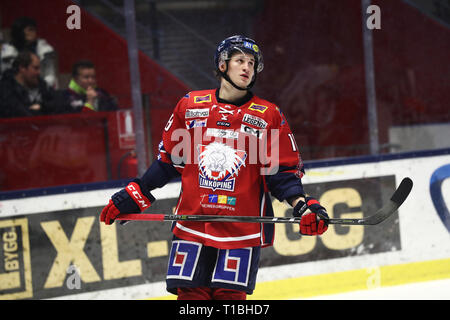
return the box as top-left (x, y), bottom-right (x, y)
top-left (158, 89), bottom-right (304, 249)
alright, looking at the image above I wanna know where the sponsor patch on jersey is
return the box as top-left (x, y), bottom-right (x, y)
top-left (240, 124), bottom-right (264, 139)
top-left (216, 121), bottom-right (231, 127)
top-left (206, 128), bottom-right (239, 140)
top-left (186, 119), bottom-right (207, 129)
top-left (197, 142), bottom-right (247, 192)
top-left (207, 194), bottom-right (236, 205)
top-left (185, 108), bottom-right (210, 118)
top-left (248, 103), bottom-right (268, 113)
top-left (242, 114), bottom-right (268, 128)
top-left (194, 94), bottom-right (212, 103)
top-left (200, 194), bottom-right (237, 211)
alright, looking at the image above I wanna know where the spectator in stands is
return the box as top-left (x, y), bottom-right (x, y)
top-left (56, 60), bottom-right (118, 113)
top-left (7, 16), bottom-right (58, 88)
top-left (0, 51), bottom-right (56, 118)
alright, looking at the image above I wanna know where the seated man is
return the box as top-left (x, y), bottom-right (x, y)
top-left (58, 60), bottom-right (118, 113)
top-left (0, 50), bottom-right (55, 118)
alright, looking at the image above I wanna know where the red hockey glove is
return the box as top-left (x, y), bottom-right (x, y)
top-left (293, 196), bottom-right (329, 235)
top-left (100, 179), bottom-right (155, 225)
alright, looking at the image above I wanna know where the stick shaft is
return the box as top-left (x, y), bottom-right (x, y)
top-left (116, 213), bottom-right (376, 225)
top-left (116, 178), bottom-right (412, 226)
top-left (116, 213), bottom-right (300, 223)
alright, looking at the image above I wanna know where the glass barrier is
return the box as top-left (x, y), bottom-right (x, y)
top-left (0, 111), bottom-right (130, 191)
top-left (1, 0), bottom-right (448, 193)
top-left (255, 0), bottom-right (450, 159)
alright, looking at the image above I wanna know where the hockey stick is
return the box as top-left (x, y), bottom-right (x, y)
top-left (116, 177), bottom-right (412, 226)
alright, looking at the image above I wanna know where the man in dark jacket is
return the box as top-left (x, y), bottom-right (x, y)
top-left (0, 51), bottom-right (56, 118)
top-left (57, 60), bottom-right (118, 113)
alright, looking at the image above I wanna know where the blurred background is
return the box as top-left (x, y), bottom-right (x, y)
top-left (0, 0), bottom-right (449, 301)
top-left (1, 0), bottom-right (448, 192)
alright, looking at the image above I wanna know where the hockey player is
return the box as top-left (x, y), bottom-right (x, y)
top-left (100, 35), bottom-right (329, 300)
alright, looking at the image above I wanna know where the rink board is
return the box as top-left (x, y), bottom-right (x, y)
top-left (0, 150), bottom-right (449, 299)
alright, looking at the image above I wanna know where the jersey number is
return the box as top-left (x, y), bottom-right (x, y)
top-left (164, 113), bottom-right (174, 131)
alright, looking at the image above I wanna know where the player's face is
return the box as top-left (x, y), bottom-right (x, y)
top-left (222, 52), bottom-right (255, 87)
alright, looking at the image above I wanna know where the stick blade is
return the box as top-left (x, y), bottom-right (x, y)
top-left (390, 177), bottom-right (413, 206)
top-left (363, 201), bottom-right (398, 225)
top-left (363, 177), bottom-right (413, 225)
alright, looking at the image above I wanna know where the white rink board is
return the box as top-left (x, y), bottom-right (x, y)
top-left (299, 154), bottom-right (450, 264)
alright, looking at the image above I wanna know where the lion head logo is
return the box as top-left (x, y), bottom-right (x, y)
top-left (197, 142), bottom-right (246, 181)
